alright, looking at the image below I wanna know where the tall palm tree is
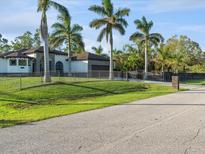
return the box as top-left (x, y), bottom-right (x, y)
top-left (92, 45), bottom-right (103, 55)
top-left (37, 0), bottom-right (67, 83)
top-left (130, 16), bottom-right (164, 79)
top-left (50, 9), bottom-right (85, 74)
top-left (89, 0), bottom-right (130, 80)
top-left (153, 44), bottom-right (172, 72)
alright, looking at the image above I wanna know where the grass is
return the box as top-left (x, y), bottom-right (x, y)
top-left (0, 76), bottom-right (101, 92)
top-left (0, 78), bottom-right (178, 128)
top-left (182, 79), bottom-right (205, 85)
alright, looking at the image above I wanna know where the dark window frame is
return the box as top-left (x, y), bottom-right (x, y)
top-left (18, 59), bottom-right (27, 66)
top-left (9, 59), bottom-right (17, 66)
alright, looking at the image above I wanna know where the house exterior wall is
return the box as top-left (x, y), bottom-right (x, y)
top-left (88, 60), bottom-right (110, 71)
top-left (0, 58), bottom-right (7, 73)
top-left (0, 52), bottom-right (110, 74)
top-left (71, 61), bottom-right (88, 73)
top-left (7, 58), bottom-right (32, 73)
top-left (26, 53), bottom-right (36, 58)
top-left (34, 53), bottom-right (55, 73)
top-left (55, 55), bottom-right (68, 73)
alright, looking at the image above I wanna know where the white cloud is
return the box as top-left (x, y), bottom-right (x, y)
top-left (145, 0), bottom-right (205, 13)
top-left (0, 12), bottom-right (39, 32)
top-left (1, 0), bottom-right (205, 51)
top-left (177, 25), bottom-right (205, 34)
top-left (82, 25), bottom-right (127, 53)
top-left (82, 25), bottom-right (110, 53)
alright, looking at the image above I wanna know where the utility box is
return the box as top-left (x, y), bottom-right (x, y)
top-left (172, 76), bottom-right (179, 90)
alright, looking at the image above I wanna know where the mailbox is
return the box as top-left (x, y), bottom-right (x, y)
top-left (172, 76), bottom-right (179, 90)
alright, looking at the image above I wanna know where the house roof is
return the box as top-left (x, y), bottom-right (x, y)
top-left (0, 49), bottom-right (33, 59)
top-left (71, 52), bottom-right (110, 61)
top-left (23, 46), bottom-right (68, 56)
top-left (0, 47), bottom-right (109, 62)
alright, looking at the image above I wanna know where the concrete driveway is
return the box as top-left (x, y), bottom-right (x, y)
top-left (1, 86), bottom-right (205, 154)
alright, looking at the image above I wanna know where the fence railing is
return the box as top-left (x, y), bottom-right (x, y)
top-left (0, 71), bottom-right (167, 92)
top-left (0, 71), bottom-right (129, 92)
top-left (3, 71), bottom-right (205, 92)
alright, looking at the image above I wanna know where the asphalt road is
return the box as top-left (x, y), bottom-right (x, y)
top-left (1, 86), bottom-right (205, 154)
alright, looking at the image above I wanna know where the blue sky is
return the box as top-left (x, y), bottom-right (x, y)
top-left (1, 0), bottom-right (205, 52)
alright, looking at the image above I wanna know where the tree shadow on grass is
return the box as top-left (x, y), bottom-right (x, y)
top-left (0, 91), bottom-right (19, 98)
top-left (63, 82), bottom-right (147, 94)
top-left (20, 81), bottom-right (147, 94)
top-left (0, 120), bottom-right (25, 128)
top-left (15, 81), bottom-right (148, 103)
top-left (20, 81), bottom-right (110, 91)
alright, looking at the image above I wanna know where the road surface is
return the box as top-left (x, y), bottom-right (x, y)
top-left (1, 86), bottom-right (205, 154)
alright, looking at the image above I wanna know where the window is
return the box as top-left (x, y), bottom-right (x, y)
top-left (28, 59), bottom-right (31, 66)
top-left (91, 65), bottom-right (109, 71)
top-left (18, 59), bottom-right (27, 66)
top-left (9, 59), bottom-right (17, 66)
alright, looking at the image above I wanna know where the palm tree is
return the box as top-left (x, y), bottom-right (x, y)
top-left (89, 0), bottom-right (130, 80)
top-left (50, 9), bottom-right (84, 74)
top-left (92, 45), bottom-right (103, 55)
top-left (130, 16), bottom-right (164, 79)
top-left (37, 0), bottom-right (67, 83)
top-left (153, 44), bottom-right (172, 72)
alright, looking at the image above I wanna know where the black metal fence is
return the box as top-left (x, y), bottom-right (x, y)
top-left (163, 72), bottom-right (205, 82)
top-left (0, 71), bottom-right (130, 92)
top-left (0, 71), bottom-right (205, 92)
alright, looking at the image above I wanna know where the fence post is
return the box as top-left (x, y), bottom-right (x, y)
top-left (58, 71), bottom-right (60, 81)
top-left (41, 72), bottom-right (43, 83)
top-left (86, 72), bottom-right (88, 81)
top-left (172, 75), bottom-right (179, 90)
top-left (20, 74), bottom-right (22, 90)
top-left (126, 71), bottom-right (129, 81)
top-left (98, 71), bottom-right (100, 79)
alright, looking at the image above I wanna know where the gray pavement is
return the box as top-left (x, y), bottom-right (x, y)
top-left (1, 86), bottom-right (205, 154)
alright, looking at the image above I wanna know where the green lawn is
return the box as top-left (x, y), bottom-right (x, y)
top-left (182, 79), bottom-right (205, 85)
top-left (0, 78), bottom-right (177, 128)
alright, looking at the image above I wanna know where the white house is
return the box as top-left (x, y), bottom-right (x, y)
top-left (0, 47), bottom-right (110, 75)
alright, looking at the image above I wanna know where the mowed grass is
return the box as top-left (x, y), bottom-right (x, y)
top-left (0, 78), bottom-right (177, 128)
top-left (0, 77), bottom-right (100, 92)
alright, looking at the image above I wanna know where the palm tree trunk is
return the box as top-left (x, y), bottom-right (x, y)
top-left (109, 30), bottom-right (114, 80)
top-left (41, 14), bottom-right (51, 83)
top-left (68, 35), bottom-right (72, 76)
top-left (144, 39), bottom-right (148, 80)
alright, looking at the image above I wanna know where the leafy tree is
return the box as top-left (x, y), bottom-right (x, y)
top-left (190, 64), bottom-right (205, 73)
top-left (11, 31), bottom-right (33, 50)
top-left (164, 35), bottom-right (203, 72)
top-left (153, 44), bottom-right (172, 72)
top-left (89, 0), bottom-right (130, 79)
top-left (92, 45), bottom-right (103, 55)
top-left (130, 16), bottom-right (164, 79)
top-left (114, 51), bottom-right (127, 71)
top-left (113, 45), bottom-right (143, 71)
top-left (0, 34), bottom-right (11, 52)
top-left (33, 29), bottom-right (41, 48)
top-left (37, 0), bottom-right (67, 83)
top-left (51, 9), bottom-right (84, 73)
top-left (50, 9), bottom-right (84, 74)
top-left (123, 45), bottom-right (144, 71)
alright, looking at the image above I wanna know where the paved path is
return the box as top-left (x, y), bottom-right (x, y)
top-left (1, 86), bottom-right (205, 154)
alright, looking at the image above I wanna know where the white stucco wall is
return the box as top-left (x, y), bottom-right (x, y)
top-left (26, 53), bottom-right (36, 58)
top-left (55, 55), bottom-right (68, 72)
top-left (71, 61), bottom-right (88, 73)
top-left (0, 58), bottom-right (7, 73)
top-left (7, 58), bottom-right (32, 73)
